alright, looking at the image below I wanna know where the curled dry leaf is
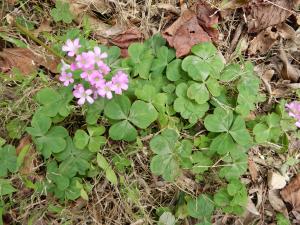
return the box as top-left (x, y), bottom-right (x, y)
top-left (248, 158), bottom-right (259, 182)
top-left (242, 197), bottom-right (260, 225)
top-left (281, 174), bottom-right (300, 212)
top-left (0, 48), bottom-right (59, 75)
top-left (109, 27), bottom-right (144, 57)
top-left (33, 20), bottom-right (52, 37)
top-left (244, 0), bottom-right (299, 33)
top-left (248, 26), bottom-right (278, 55)
top-left (16, 136), bottom-right (37, 175)
top-left (278, 47), bottom-right (300, 82)
top-left (268, 171), bottom-right (287, 190)
top-left (268, 189), bottom-right (289, 217)
top-left (162, 0), bottom-right (218, 57)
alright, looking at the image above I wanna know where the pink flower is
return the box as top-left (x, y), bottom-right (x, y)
top-left (88, 72), bottom-right (105, 86)
top-left (70, 63), bottom-right (77, 71)
top-left (111, 71), bottom-right (129, 94)
top-left (92, 47), bottom-right (108, 62)
top-left (97, 61), bottom-right (110, 75)
top-left (81, 66), bottom-right (99, 80)
top-left (73, 84), bottom-right (94, 105)
top-left (75, 52), bottom-right (95, 70)
top-left (97, 81), bottom-right (113, 99)
top-left (286, 101), bottom-right (300, 127)
top-left (62, 38), bottom-right (81, 57)
top-left (59, 72), bottom-right (74, 86)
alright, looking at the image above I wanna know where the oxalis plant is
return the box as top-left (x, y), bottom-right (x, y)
top-left (20, 33), bottom-right (297, 223)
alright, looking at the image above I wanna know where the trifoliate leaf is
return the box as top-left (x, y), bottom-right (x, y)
top-left (74, 129), bottom-right (89, 150)
top-left (191, 42), bottom-right (217, 59)
top-left (50, 0), bottom-right (74, 24)
top-left (0, 145), bottom-right (17, 177)
top-left (187, 83), bottom-right (209, 104)
top-left (166, 59), bottom-right (183, 81)
top-left (109, 120), bottom-right (137, 141)
top-left (187, 194), bottom-right (215, 219)
top-left (204, 107), bottom-right (233, 132)
top-left (104, 95), bottom-right (131, 120)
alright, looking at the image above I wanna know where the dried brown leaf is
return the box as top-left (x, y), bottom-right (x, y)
top-left (268, 189), bottom-right (288, 217)
top-left (192, 0), bottom-right (219, 42)
top-left (0, 48), bottom-right (59, 75)
top-left (248, 158), bottom-right (258, 182)
top-left (279, 47), bottom-right (300, 82)
top-left (248, 27), bottom-right (278, 55)
top-left (163, 10), bottom-right (211, 57)
top-left (268, 171), bottom-right (287, 190)
top-left (33, 20), bottom-right (52, 37)
top-left (281, 174), bottom-right (300, 212)
top-left (109, 27), bottom-right (144, 57)
top-left (16, 136), bottom-right (37, 175)
top-left (242, 197), bottom-right (260, 225)
top-left (244, 0), bottom-right (299, 33)
top-left (277, 23), bottom-right (296, 40)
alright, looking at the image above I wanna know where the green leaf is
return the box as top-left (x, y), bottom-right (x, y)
top-left (86, 99), bottom-right (105, 125)
top-left (74, 130), bottom-right (89, 150)
top-left (0, 137), bottom-right (5, 147)
top-left (149, 129), bottom-right (181, 181)
top-left (135, 84), bottom-right (156, 102)
top-left (26, 113), bottom-right (52, 136)
top-left (0, 145), bottom-right (17, 177)
top-left (191, 152), bottom-right (213, 174)
top-left (151, 46), bottom-right (175, 74)
top-left (182, 56), bottom-right (210, 81)
top-left (105, 168), bottom-right (118, 185)
top-left (104, 95), bottom-right (131, 120)
top-left (177, 140), bottom-right (193, 157)
top-left (174, 97), bottom-right (209, 124)
top-left (35, 126), bottom-right (68, 158)
top-left (187, 83), bottom-right (209, 104)
top-left (97, 154), bottom-right (118, 185)
top-left (87, 126), bottom-right (105, 136)
top-left (206, 77), bottom-right (221, 97)
top-left (219, 154), bottom-right (247, 181)
top-left (56, 137), bottom-right (93, 178)
top-left (50, 0), bottom-right (74, 23)
top-left (16, 144), bottom-right (30, 170)
top-left (166, 59), bottom-right (183, 81)
top-left (276, 213), bottom-right (291, 225)
top-left (209, 133), bottom-right (235, 155)
top-left (128, 101), bottom-right (158, 129)
top-left (37, 87), bottom-right (73, 117)
top-left (220, 64), bottom-right (240, 81)
top-left (229, 116), bottom-right (251, 146)
top-left (191, 42), bottom-right (217, 59)
top-left (158, 212), bottom-right (176, 225)
top-left (187, 194), bottom-right (215, 219)
top-left (204, 108), bottom-right (233, 132)
top-left (6, 118), bottom-right (26, 139)
top-left (88, 136), bottom-right (106, 152)
top-left (109, 120), bottom-right (137, 141)
top-left (253, 123), bottom-right (270, 143)
top-left (0, 179), bottom-right (16, 196)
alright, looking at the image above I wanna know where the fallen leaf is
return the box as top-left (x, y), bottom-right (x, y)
top-left (220, 0), bottom-right (249, 10)
top-left (268, 171), bottom-right (287, 190)
top-left (244, 0), bottom-right (300, 33)
top-left (248, 26), bottom-right (278, 55)
top-left (109, 27), bottom-right (144, 57)
top-left (16, 136), bottom-right (37, 175)
top-left (277, 23), bottom-right (296, 40)
top-left (268, 189), bottom-right (288, 217)
top-left (281, 174), bottom-right (300, 212)
top-left (248, 158), bottom-right (259, 181)
top-left (0, 48), bottom-right (59, 75)
top-left (163, 9), bottom-right (211, 57)
top-left (156, 3), bottom-right (181, 15)
top-left (278, 47), bottom-right (300, 82)
top-left (162, 0), bottom-right (218, 57)
top-left (242, 197), bottom-right (260, 225)
top-left (192, 0), bottom-right (219, 42)
top-left (33, 20), bottom-right (52, 37)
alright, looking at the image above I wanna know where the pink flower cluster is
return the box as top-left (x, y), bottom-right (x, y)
top-left (59, 38), bottom-right (129, 105)
top-left (286, 101), bottom-right (300, 128)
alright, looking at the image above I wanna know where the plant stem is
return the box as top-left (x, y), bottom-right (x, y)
top-left (14, 21), bottom-right (71, 64)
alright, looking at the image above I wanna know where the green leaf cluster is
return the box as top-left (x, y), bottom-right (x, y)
top-left (214, 179), bottom-right (247, 215)
top-left (104, 95), bottom-right (158, 141)
top-left (50, 0), bottom-right (74, 24)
